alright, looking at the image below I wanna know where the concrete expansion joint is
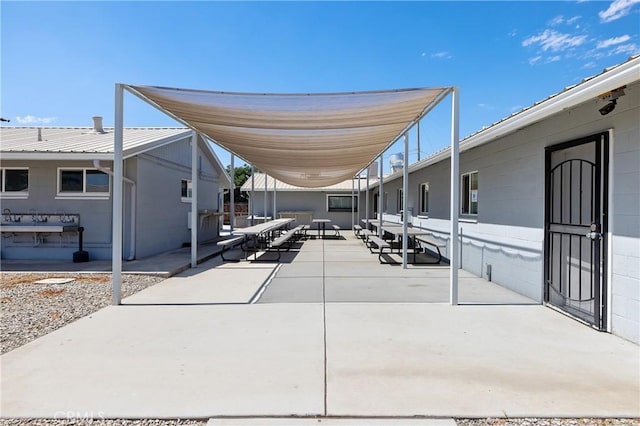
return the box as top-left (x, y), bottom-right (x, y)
top-left (207, 416), bottom-right (457, 425)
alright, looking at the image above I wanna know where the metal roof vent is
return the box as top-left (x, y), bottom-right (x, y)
top-left (37, 128), bottom-right (42, 142)
top-left (92, 116), bottom-right (106, 134)
top-left (389, 153), bottom-right (404, 173)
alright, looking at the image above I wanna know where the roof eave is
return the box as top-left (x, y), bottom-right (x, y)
top-left (462, 56), bottom-right (640, 150)
top-left (379, 56), bottom-right (640, 186)
top-left (0, 152), bottom-right (114, 161)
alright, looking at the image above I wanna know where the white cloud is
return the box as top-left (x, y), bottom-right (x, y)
top-left (597, 35), bottom-right (631, 48)
top-left (599, 0), bottom-right (640, 22)
top-left (15, 115), bottom-right (57, 125)
top-left (582, 61), bottom-right (598, 69)
top-left (431, 51), bottom-right (452, 59)
top-left (528, 55), bottom-right (542, 65)
top-left (522, 29), bottom-right (587, 52)
top-left (612, 43), bottom-right (640, 55)
top-left (549, 15), bottom-right (564, 26)
top-left (566, 15), bottom-right (581, 25)
top-left (546, 55), bottom-right (562, 63)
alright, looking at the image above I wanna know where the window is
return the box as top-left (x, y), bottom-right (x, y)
top-left (419, 182), bottom-right (429, 214)
top-left (1, 168), bottom-right (29, 198)
top-left (461, 171), bottom-right (478, 215)
top-left (396, 188), bottom-right (403, 212)
top-left (373, 192), bottom-right (387, 215)
top-left (58, 168), bottom-right (110, 197)
top-left (181, 179), bottom-right (193, 201)
top-left (327, 195), bottom-right (356, 212)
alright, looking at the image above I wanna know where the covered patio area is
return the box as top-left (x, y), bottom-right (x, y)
top-left (2, 233), bottom-right (638, 419)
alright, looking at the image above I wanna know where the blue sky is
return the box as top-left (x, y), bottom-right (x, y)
top-left (2, 1), bottom-right (639, 170)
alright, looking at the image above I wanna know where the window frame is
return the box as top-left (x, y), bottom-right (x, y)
top-left (56, 167), bottom-right (111, 199)
top-left (419, 182), bottom-right (430, 215)
top-left (181, 178), bottom-right (193, 202)
top-left (0, 167), bottom-right (30, 199)
top-left (326, 194), bottom-right (357, 213)
top-left (396, 188), bottom-right (403, 213)
top-left (460, 171), bottom-right (478, 216)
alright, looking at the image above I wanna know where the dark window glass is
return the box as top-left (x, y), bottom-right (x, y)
top-left (4, 169), bottom-right (28, 192)
top-left (461, 172), bottom-right (478, 215)
top-left (60, 170), bottom-right (83, 192)
top-left (420, 183), bottom-right (429, 214)
top-left (86, 170), bottom-right (109, 193)
top-left (328, 195), bottom-right (356, 212)
top-left (181, 179), bottom-right (192, 198)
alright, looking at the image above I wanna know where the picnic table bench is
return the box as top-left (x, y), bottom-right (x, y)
top-left (217, 236), bottom-right (246, 262)
top-left (366, 235), bottom-right (393, 263)
top-left (248, 227), bottom-right (300, 262)
top-left (415, 235), bottom-right (445, 264)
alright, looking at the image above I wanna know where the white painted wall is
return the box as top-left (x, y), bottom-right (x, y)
top-left (135, 138), bottom-right (221, 258)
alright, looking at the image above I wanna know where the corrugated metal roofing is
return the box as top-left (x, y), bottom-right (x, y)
top-left (377, 54), bottom-right (640, 185)
top-left (0, 127), bottom-right (191, 158)
top-left (463, 54), bottom-right (640, 141)
top-left (240, 173), bottom-right (378, 192)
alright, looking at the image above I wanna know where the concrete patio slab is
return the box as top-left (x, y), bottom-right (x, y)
top-left (277, 261), bottom-right (324, 278)
top-left (259, 277), bottom-right (324, 303)
top-left (123, 261), bottom-right (277, 305)
top-left (2, 232), bottom-right (638, 419)
top-left (325, 303), bottom-right (640, 417)
top-left (0, 303), bottom-right (325, 418)
top-left (324, 262), bottom-right (450, 278)
top-left (322, 276), bottom-right (534, 304)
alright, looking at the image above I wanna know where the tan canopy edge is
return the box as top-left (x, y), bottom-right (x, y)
top-left (126, 85), bottom-right (451, 187)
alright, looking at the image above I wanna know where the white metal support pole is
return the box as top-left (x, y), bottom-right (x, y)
top-left (365, 169), bottom-right (370, 227)
top-left (357, 173), bottom-right (361, 224)
top-left (112, 84), bottom-right (124, 305)
top-left (191, 132), bottom-right (199, 268)
top-left (378, 153), bottom-right (384, 236)
top-left (230, 154), bottom-right (235, 232)
top-left (402, 133), bottom-right (409, 268)
top-left (264, 174), bottom-right (268, 223)
top-left (351, 177), bottom-right (355, 229)
top-left (273, 176), bottom-right (277, 220)
top-left (250, 166), bottom-right (255, 226)
top-left (417, 121), bottom-right (421, 162)
top-left (450, 87), bottom-right (460, 305)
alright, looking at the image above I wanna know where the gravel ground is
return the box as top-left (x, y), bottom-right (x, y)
top-left (1, 273), bottom-right (636, 425)
top-left (0, 272), bottom-right (164, 355)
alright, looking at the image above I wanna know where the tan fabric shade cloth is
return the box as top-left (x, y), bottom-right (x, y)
top-left (127, 85), bottom-right (451, 187)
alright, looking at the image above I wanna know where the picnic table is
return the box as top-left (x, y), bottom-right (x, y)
top-left (232, 218), bottom-right (295, 259)
top-left (381, 224), bottom-right (442, 264)
top-left (312, 218), bottom-right (331, 239)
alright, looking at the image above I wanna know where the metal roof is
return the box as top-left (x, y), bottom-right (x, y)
top-left (378, 54), bottom-right (640, 185)
top-left (0, 127), bottom-right (192, 160)
top-left (241, 173), bottom-right (378, 192)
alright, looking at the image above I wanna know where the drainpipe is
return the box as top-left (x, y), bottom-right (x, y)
top-left (94, 159), bottom-right (136, 260)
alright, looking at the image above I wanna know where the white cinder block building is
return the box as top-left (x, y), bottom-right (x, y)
top-left (376, 56), bottom-right (639, 343)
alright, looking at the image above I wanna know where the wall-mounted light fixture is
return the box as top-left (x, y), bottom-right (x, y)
top-left (598, 85), bottom-right (626, 116)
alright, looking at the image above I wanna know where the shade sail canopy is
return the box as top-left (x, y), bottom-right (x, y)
top-left (127, 85), bottom-right (451, 187)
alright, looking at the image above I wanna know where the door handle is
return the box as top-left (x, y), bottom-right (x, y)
top-left (585, 232), bottom-right (602, 240)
